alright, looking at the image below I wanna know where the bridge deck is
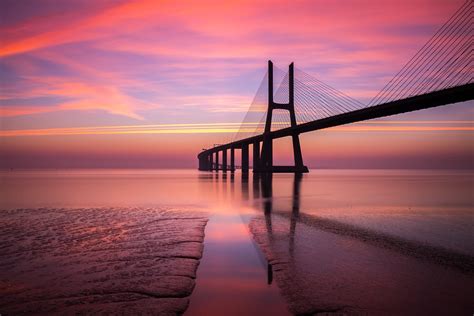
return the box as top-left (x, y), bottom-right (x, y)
top-left (198, 83), bottom-right (473, 159)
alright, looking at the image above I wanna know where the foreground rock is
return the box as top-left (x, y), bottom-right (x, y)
top-left (0, 207), bottom-right (208, 315)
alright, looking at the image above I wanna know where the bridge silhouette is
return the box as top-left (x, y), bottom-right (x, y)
top-left (198, 0), bottom-right (473, 173)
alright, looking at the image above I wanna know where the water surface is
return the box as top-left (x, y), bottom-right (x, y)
top-left (1, 169), bottom-right (473, 314)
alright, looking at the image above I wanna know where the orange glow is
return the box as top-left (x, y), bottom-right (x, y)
top-left (205, 222), bottom-right (251, 241)
top-left (0, 0), bottom-right (160, 57)
top-left (1, 121), bottom-right (472, 137)
top-left (328, 126), bottom-right (474, 132)
top-left (0, 106), bottom-right (58, 117)
top-left (1, 0), bottom-right (471, 169)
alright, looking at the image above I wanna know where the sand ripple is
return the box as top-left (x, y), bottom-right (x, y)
top-left (0, 207), bottom-right (208, 315)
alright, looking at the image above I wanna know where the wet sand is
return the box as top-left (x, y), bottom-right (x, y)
top-left (0, 207), bottom-right (208, 315)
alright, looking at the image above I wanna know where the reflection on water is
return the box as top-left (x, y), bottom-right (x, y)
top-left (250, 173), bottom-right (473, 314)
top-left (1, 169), bottom-right (473, 315)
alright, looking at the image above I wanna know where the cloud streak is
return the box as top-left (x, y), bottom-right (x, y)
top-left (0, 0), bottom-right (471, 169)
top-left (1, 121), bottom-right (471, 137)
top-left (1, 0), bottom-right (466, 119)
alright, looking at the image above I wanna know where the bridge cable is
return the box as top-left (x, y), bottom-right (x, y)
top-left (368, 0), bottom-right (472, 106)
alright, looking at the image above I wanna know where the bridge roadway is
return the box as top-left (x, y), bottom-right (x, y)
top-left (198, 82), bottom-right (474, 172)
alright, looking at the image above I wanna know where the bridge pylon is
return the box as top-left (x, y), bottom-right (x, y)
top-left (256, 61), bottom-right (309, 173)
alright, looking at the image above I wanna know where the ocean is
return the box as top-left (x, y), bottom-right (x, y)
top-left (1, 169), bottom-right (473, 314)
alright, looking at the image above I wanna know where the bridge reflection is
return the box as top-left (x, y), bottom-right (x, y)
top-left (251, 173), bottom-right (473, 274)
top-left (241, 173), bottom-right (474, 314)
top-left (261, 173), bottom-right (303, 284)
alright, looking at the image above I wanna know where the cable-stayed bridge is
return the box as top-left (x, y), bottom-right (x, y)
top-left (198, 0), bottom-right (473, 173)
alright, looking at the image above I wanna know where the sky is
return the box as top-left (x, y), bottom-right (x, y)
top-left (0, 0), bottom-right (472, 169)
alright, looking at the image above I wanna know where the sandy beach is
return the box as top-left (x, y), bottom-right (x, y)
top-left (0, 207), bottom-right (208, 314)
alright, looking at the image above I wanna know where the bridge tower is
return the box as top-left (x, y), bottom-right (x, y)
top-left (257, 61), bottom-right (309, 173)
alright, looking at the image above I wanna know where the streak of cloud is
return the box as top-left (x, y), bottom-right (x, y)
top-left (1, 121), bottom-right (471, 137)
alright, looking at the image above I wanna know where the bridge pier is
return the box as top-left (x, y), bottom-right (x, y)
top-left (214, 151), bottom-right (219, 171)
top-left (292, 134), bottom-right (304, 169)
top-left (201, 153), bottom-right (210, 171)
top-left (222, 149), bottom-right (227, 172)
top-left (241, 143), bottom-right (249, 173)
top-left (253, 141), bottom-right (260, 171)
top-left (230, 147), bottom-right (235, 172)
top-left (207, 153), bottom-right (211, 171)
top-left (198, 154), bottom-right (207, 171)
top-left (255, 60), bottom-right (308, 173)
top-left (258, 136), bottom-right (272, 172)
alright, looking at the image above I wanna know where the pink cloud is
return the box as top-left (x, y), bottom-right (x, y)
top-left (1, 0), bottom-right (471, 169)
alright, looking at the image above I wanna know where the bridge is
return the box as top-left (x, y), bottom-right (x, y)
top-left (198, 0), bottom-right (473, 173)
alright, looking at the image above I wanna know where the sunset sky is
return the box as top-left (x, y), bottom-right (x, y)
top-left (1, 0), bottom-right (472, 169)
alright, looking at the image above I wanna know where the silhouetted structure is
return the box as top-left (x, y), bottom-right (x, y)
top-left (259, 61), bottom-right (308, 173)
top-left (198, 68), bottom-right (473, 173)
top-left (198, 0), bottom-right (473, 173)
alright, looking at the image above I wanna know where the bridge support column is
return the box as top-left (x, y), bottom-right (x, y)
top-left (260, 136), bottom-right (272, 172)
top-left (222, 149), bottom-right (227, 172)
top-left (241, 144), bottom-right (249, 173)
top-left (214, 151), bottom-right (219, 171)
top-left (257, 60), bottom-right (308, 173)
top-left (253, 141), bottom-right (260, 171)
top-left (292, 134), bottom-right (304, 170)
top-left (198, 155), bottom-right (206, 171)
top-left (206, 154), bottom-right (212, 171)
top-left (230, 147), bottom-right (235, 172)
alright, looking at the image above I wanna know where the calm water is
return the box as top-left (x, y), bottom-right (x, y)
top-left (1, 169), bottom-right (473, 314)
